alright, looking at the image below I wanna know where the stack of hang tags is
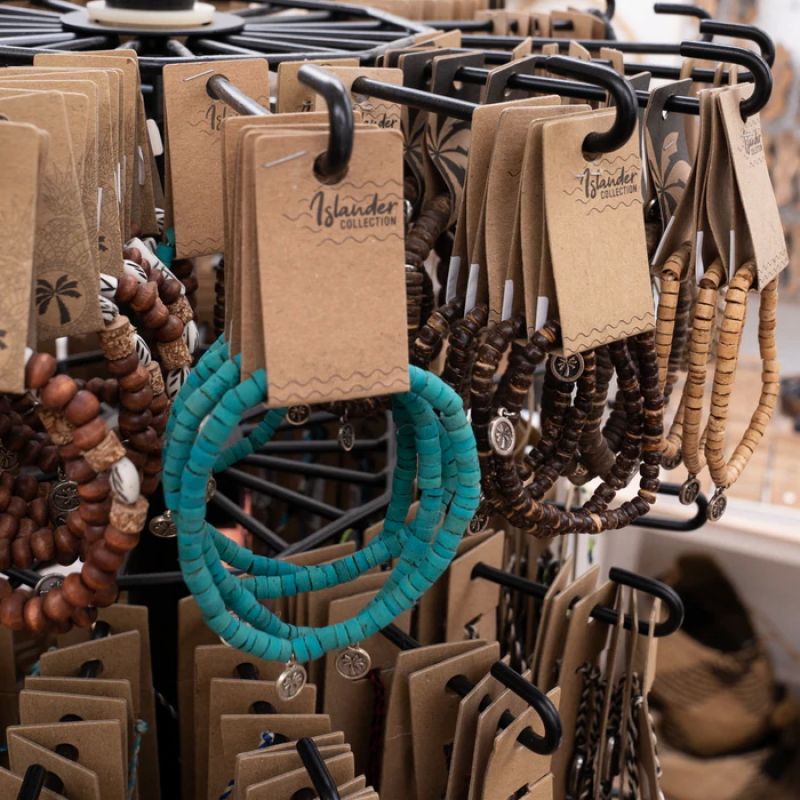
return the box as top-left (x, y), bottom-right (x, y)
top-left (1, 605), bottom-right (160, 800)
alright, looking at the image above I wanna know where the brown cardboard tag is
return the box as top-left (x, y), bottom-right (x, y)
top-left (0, 122), bottom-right (44, 392)
top-left (252, 127), bottom-right (409, 405)
top-left (542, 110), bottom-right (655, 353)
top-left (276, 58), bottom-right (360, 113)
top-left (0, 768), bottom-right (61, 799)
top-left (243, 752), bottom-right (354, 800)
top-left (717, 84), bottom-right (789, 286)
top-left (0, 91), bottom-right (102, 338)
top-left (518, 774), bottom-right (555, 800)
top-left (7, 734), bottom-right (101, 800)
top-left (316, 67), bottom-right (403, 130)
top-left (409, 642), bottom-right (501, 800)
top-left (380, 641), bottom-right (488, 800)
top-left (24, 676), bottom-right (136, 718)
top-left (164, 58), bottom-right (270, 258)
top-left (529, 556), bottom-right (574, 681)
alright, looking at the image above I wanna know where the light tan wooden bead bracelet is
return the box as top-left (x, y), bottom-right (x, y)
top-left (703, 263), bottom-right (779, 520)
top-left (678, 259), bottom-right (726, 506)
top-left (655, 244), bottom-right (692, 391)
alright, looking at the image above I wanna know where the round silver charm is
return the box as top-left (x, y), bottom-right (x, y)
top-left (678, 476), bottom-right (701, 506)
top-left (48, 479), bottom-right (80, 525)
top-left (206, 477), bottom-right (217, 502)
top-left (149, 510), bottom-right (177, 538)
top-left (35, 574), bottom-right (64, 596)
top-left (286, 405), bottom-right (311, 426)
top-left (489, 415), bottom-right (516, 457)
top-left (338, 422), bottom-right (356, 452)
top-left (550, 353), bottom-right (585, 382)
top-left (335, 644), bottom-right (372, 680)
top-left (276, 657), bottom-right (307, 701)
top-left (0, 443), bottom-right (18, 472)
top-left (468, 504), bottom-right (489, 534)
top-left (706, 490), bottom-right (727, 522)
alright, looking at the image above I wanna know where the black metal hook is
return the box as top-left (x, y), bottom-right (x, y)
top-left (78, 619), bottom-right (112, 679)
top-left (679, 40), bottom-right (772, 118)
top-left (16, 766), bottom-right (48, 800)
top-left (297, 64), bottom-right (353, 182)
top-left (295, 737), bottom-right (341, 800)
top-left (698, 20), bottom-right (775, 68)
top-left (206, 73), bottom-right (270, 116)
top-left (653, 3), bottom-right (713, 41)
top-left (542, 56), bottom-right (638, 153)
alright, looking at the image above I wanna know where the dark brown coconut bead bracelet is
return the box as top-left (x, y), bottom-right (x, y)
top-left (411, 300), bottom-right (463, 370)
top-left (442, 304), bottom-right (489, 400)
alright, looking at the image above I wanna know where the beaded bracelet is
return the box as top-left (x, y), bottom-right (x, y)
top-left (162, 337), bottom-right (480, 687)
top-left (442, 304), bottom-right (489, 400)
top-left (411, 300), bottom-right (463, 371)
top-left (703, 265), bottom-right (779, 520)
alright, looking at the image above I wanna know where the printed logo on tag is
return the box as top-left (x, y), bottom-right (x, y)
top-left (569, 156), bottom-right (641, 211)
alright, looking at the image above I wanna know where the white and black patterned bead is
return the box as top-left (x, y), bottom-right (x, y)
top-left (110, 456), bottom-right (141, 504)
top-left (165, 366), bottom-right (190, 400)
top-left (123, 259), bottom-right (148, 284)
top-left (99, 295), bottom-right (119, 324)
top-left (155, 208), bottom-right (165, 235)
top-left (183, 320), bottom-right (199, 354)
top-left (99, 273), bottom-right (119, 301)
top-left (134, 334), bottom-right (152, 366)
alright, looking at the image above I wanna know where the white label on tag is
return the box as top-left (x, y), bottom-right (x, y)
top-left (137, 145), bottom-right (146, 186)
top-left (695, 230), bottom-right (705, 283)
top-left (147, 118), bottom-right (164, 157)
top-left (115, 163), bottom-right (122, 204)
top-left (501, 279), bottom-right (514, 321)
top-left (651, 214), bottom-right (675, 267)
top-left (465, 262), bottom-right (480, 314)
top-left (97, 187), bottom-right (103, 234)
top-left (534, 296), bottom-right (549, 332)
top-left (446, 255), bottom-right (461, 304)
top-left (55, 337), bottom-right (68, 362)
top-left (729, 228), bottom-right (736, 282)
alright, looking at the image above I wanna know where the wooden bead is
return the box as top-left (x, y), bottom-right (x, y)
top-left (0, 540), bottom-right (10, 571)
top-left (84, 524), bottom-right (106, 547)
top-left (109, 496), bottom-right (149, 534)
top-left (0, 591), bottom-right (27, 631)
top-left (161, 279), bottom-right (182, 305)
top-left (140, 301), bottom-right (169, 330)
top-left (121, 385), bottom-right (154, 412)
top-left (41, 374), bottom-right (78, 411)
top-left (38, 408), bottom-right (74, 446)
top-left (42, 587), bottom-right (74, 623)
top-left (25, 353), bottom-right (57, 390)
top-left (155, 315), bottom-right (183, 343)
top-left (13, 474), bottom-right (38, 502)
top-left (146, 362), bottom-right (165, 396)
top-left (71, 605), bottom-right (98, 629)
top-left (0, 487), bottom-right (9, 512)
top-left (72, 418), bottom-right (108, 451)
top-left (104, 524), bottom-right (139, 554)
top-left (64, 390), bottom-right (101, 427)
top-left (168, 295), bottom-right (193, 324)
top-left (89, 542), bottom-right (125, 573)
top-left (65, 509), bottom-right (87, 537)
top-left (84, 431), bottom-right (126, 473)
top-left (107, 352), bottom-right (140, 379)
top-left (126, 448), bottom-right (147, 470)
top-left (92, 581), bottom-right (119, 608)
top-left (62, 572), bottom-right (94, 607)
top-left (131, 281), bottom-right (158, 312)
top-left (99, 314), bottom-right (135, 361)
top-left (81, 561), bottom-right (116, 591)
top-left (123, 246), bottom-right (143, 264)
top-left (0, 579), bottom-right (11, 602)
top-left (6, 495), bottom-right (26, 518)
top-left (130, 427), bottom-right (160, 453)
top-left (141, 475), bottom-right (160, 496)
top-left (119, 365), bottom-right (150, 393)
top-left (31, 528), bottom-right (55, 561)
top-left (103, 379), bottom-right (120, 406)
top-left (0, 513), bottom-right (18, 540)
top-left (119, 409), bottom-right (153, 433)
top-left (29, 497), bottom-right (49, 527)
top-left (23, 596), bottom-right (48, 634)
top-left (18, 518), bottom-right (35, 538)
top-left (78, 498), bottom-right (112, 525)
top-left (157, 337), bottom-right (191, 370)
top-left (77, 475), bottom-right (111, 503)
top-left (116, 273), bottom-right (140, 304)
top-left (150, 393), bottom-right (169, 414)
top-left (54, 526), bottom-right (80, 565)
top-left (11, 536), bottom-right (33, 569)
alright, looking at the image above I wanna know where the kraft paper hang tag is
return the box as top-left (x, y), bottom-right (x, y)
top-left (0, 122), bottom-right (44, 393)
top-left (542, 109), bottom-right (655, 354)
top-left (276, 58), bottom-right (360, 113)
top-left (337, 776), bottom-right (368, 797)
top-left (380, 640), bottom-right (488, 800)
top-left (516, 774), bottom-right (555, 800)
top-left (427, 52), bottom-right (485, 228)
top-left (57, 605), bottom-right (160, 799)
top-left (444, 658), bottom-right (510, 800)
top-left (0, 91), bottom-right (101, 338)
top-left (163, 58), bottom-right (270, 258)
top-left (551, 10), bottom-right (597, 39)
top-left (550, 581), bottom-right (618, 800)
top-left (213, 713), bottom-right (332, 799)
top-left (412, 29), bottom-right (463, 47)
top-left (535, 565), bottom-right (600, 691)
top-left (416, 528), bottom-right (496, 645)
top-left (483, 688), bottom-right (561, 799)
top-left (234, 745), bottom-right (351, 798)
top-left (244, 753), bottom-right (355, 800)
top-left (323, 588), bottom-right (411, 774)
top-left (252, 128), bottom-right (409, 406)
top-left (24, 677), bottom-right (136, 720)
top-left (529, 556), bottom-right (574, 681)
top-left (8, 735), bottom-right (101, 800)
top-left (194, 646), bottom-right (291, 800)
top-left (529, 13), bottom-right (551, 36)
top-left (632, 603), bottom-right (662, 799)
top-left (409, 641), bottom-right (501, 800)
top-left (487, 105), bottom-right (590, 323)
top-left (316, 66), bottom-right (403, 130)
top-left (718, 84), bottom-right (788, 287)
top-left (481, 56), bottom-right (548, 104)
top-left (690, 90), bottom-right (718, 280)
top-left (467, 668), bottom-right (536, 800)
top-left (9, 720), bottom-right (125, 800)
top-left (0, 768), bottom-right (62, 799)
top-left (0, 67), bottom-right (125, 276)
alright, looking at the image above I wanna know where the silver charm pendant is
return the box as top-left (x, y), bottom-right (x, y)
top-left (35, 574), bottom-right (64, 596)
top-left (679, 475), bottom-right (701, 506)
top-left (706, 489), bottom-right (727, 522)
top-left (335, 644), bottom-right (372, 680)
top-left (338, 420), bottom-right (356, 452)
top-left (0, 443), bottom-right (18, 472)
top-left (549, 353), bottom-right (585, 382)
top-left (149, 510), bottom-right (177, 538)
top-left (286, 405), bottom-right (311, 426)
top-left (468, 499), bottom-right (490, 534)
top-left (48, 479), bottom-right (80, 525)
top-left (276, 656), bottom-right (307, 701)
top-left (489, 410), bottom-right (516, 457)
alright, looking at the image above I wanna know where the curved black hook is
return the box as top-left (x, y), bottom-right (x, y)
top-left (542, 56), bottom-right (638, 153)
top-left (490, 662), bottom-right (562, 755)
top-left (680, 40), bottom-right (772, 118)
top-left (635, 481), bottom-right (708, 531)
top-left (296, 738), bottom-right (341, 800)
top-left (17, 765), bottom-right (47, 800)
top-left (590, 567), bottom-right (685, 637)
top-left (699, 20), bottom-right (775, 67)
top-left (654, 3), bottom-right (713, 41)
top-left (297, 64), bottom-right (354, 182)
